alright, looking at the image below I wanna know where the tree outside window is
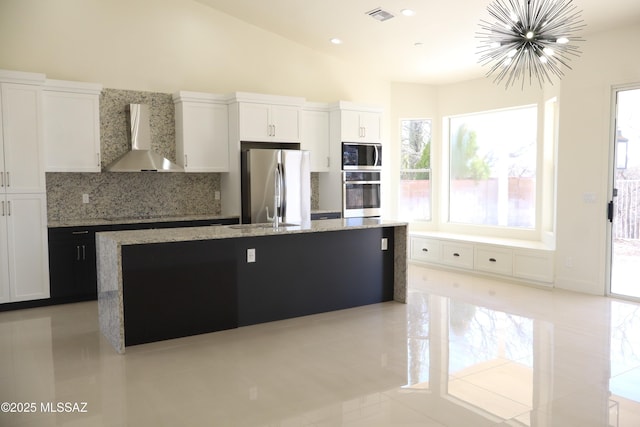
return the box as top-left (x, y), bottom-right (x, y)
top-left (400, 119), bottom-right (432, 220)
top-left (449, 106), bottom-right (537, 228)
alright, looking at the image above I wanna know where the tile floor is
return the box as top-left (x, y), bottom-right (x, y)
top-left (1, 264), bottom-right (639, 426)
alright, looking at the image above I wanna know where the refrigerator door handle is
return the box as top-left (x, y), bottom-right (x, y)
top-left (278, 163), bottom-right (285, 219)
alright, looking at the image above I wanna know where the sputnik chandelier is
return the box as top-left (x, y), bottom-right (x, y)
top-left (477, 0), bottom-right (585, 89)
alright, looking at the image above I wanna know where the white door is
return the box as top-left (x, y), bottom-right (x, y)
top-left (1, 83), bottom-right (45, 193)
top-left (359, 111), bottom-right (382, 143)
top-left (6, 193), bottom-right (50, 302)
top-left (609, 86), bottom-right (640, 300)
top-left (239, 103), bottom-right (271, 141)
top-left (301, 109), bottom-right (330, 172)
top-left (270, 105), bottom-right (300, 141)
top-left (179, 102), bottom-right (229, 172)
top-left (0, 195), bottom-right (10, 303)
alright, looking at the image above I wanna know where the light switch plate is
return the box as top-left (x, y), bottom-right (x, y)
top-left (247, 248), bottom-right (256, 263)
top-left (381, 238), bottom-right (388, 251)
top-left (82, 193), bottom-right (90, 204)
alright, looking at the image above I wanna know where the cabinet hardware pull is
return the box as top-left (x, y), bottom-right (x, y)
top-left (0, 172), bottom-right (3, 187)
top-left (422, 248), bottom-right (429, 252)
top-left (72, 230), bottom-right (89, 235)
top-left (5, 172), bottom-right (9, 187)
top-left (184, 154), bottom-right (188, 167)
top-left (82, 245), bottom-right (86, 261)
top-left (1, 201), bottom-right (4, 216)
top-left (97, 152), bottom-right (100, 167)
top-left (77, 245), bottom-right (81, 261)
top-left (489, 258), bottom-right (497, 262)
top-left (453, 253), bottom-right (460, 257)
top-left (6, 201), bottom-right (10, 216)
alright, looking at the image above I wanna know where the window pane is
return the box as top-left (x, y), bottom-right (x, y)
top-left (449, 106), bottom-right (537, 228)
top-left (400, 119), bottom-right (432, 220)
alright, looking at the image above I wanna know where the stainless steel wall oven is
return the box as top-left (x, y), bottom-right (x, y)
top-left (342, 170), bottom-right (381, 218)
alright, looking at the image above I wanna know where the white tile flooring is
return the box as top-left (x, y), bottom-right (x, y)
top-left (1, 264), bottom-right (640, 426)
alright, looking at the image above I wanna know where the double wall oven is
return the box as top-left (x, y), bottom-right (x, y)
top-left (342, 142), bottom-right (382, 218)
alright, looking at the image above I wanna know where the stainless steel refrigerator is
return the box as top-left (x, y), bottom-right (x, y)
top-left (241, 148), bottom-right (311, 226)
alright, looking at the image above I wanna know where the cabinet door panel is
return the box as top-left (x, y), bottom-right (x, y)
top-left (6, 194), bottom-right (49, 301)
top-left (514, 250), bottom-right (553, 284)
top-left (410, 237), bottom-right (442, 263)
top-left (1, 84), bottom-right (44, 193)
top-left (0, 205), bottom-right (9, 303)
top-left (442, 242), bottom-right (474, 269)
top-left (359, 111), bottom-right (381, 143)
top-left (340, 110), bottom-right (361, 141)
top-left (301, 109), bottom-right (329, 172)
top-left (475, 246), bottom-right (513, 275)
top-left (43, 91), bottom-right (100, 172)
top-left (239, 103), bottom-right (270, 141)
top-left (270, 105), bottom-right (300, 141)
top-left (179, 102), bottom-right (229, 172)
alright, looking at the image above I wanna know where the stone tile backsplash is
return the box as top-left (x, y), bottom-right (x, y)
top-left (46, 88), bottom-right (320, 222)
top-left (46, 172), bottom-right (221, 221)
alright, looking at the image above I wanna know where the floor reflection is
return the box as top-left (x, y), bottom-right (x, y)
top-left (1, 265), bottom-right (640, 426)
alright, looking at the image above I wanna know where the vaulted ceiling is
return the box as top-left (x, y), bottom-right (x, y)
top-left (195, 0), bottom-right (640, 85)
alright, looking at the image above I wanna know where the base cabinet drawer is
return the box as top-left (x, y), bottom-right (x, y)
top-left (474, 247), bottom-right (513, 275)
top-left (441, 243), bottom-right (474, 269)
top-left (410, 237), bottom-right (442, 263)
top-left (514, 250), bottom-right (554, 284)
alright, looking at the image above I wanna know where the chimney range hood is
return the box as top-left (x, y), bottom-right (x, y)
top-left (105, 104), bottom-right (183, 172)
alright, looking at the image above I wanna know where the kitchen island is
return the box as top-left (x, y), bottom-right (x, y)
top-left (97, 218), bottom-right (407, 353)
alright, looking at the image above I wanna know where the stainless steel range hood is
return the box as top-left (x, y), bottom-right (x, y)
top-left (105, 104), bottom-right (183, 172)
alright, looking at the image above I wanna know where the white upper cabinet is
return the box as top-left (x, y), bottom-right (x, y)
top-left (335, 102), bottom-right (382, 143)
top-left (301, 103), bottom-right (330, 172)
top-left (235, 92), bottom-right (304, 142)
top-left (174, 91), bottom-right (229, 173)
top-left (42, 79), bottom-right (102, 172)
top-left (0, 81), bottom-right (46, 193)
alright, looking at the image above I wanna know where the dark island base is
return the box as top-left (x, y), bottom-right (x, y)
top-left (121, 227), bottom-right (395, 347)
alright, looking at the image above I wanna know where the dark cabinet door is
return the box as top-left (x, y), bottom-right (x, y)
top-left (48, 229), bottom-right (98, 302)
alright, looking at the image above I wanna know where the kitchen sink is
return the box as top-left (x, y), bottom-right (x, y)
top-left (228, 223), bottom-right (299, 230)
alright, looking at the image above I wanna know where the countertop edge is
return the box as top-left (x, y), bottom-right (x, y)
top-left (96, 219), bottom-right (408, 246)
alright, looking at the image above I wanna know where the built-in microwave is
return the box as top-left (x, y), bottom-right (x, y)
top-left (342, 171), bottom-right (381, 218)
top-left (342, 142), bottom-right (382, 170)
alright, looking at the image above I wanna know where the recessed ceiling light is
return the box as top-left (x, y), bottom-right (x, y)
top-left (401, 9), bottom-right (416, 17)
top-left (330, 38), bottom-right (343, 45)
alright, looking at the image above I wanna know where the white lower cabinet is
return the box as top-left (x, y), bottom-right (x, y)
top-left (0, 193), bottom-right (50, 303)
top-left (442, 242), bottom-right (474, 269)
top-left (410, 234), bottom-right (554, 287)
top-left (513, 249), bottom-right (554, 283)
top-left (410, 237), bottom-right (441, 263)
top-left (474, 246), bottom-right (513, 276)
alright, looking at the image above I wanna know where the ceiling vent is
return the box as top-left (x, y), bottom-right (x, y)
top-left (366, 7), bottom-right (395, 22)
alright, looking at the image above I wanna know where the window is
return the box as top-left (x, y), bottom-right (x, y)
top-left (400, 119), bottom-right (432, 220)
top-left (448, 106), bottom-right (537, 228)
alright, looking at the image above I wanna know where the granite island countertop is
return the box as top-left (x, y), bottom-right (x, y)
top-left (96, 217), bottom-right (407, 246)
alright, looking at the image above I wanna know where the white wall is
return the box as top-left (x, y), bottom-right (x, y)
top-left (0, 0), bottom-right (389, 103)
top-left (554, 24), bottom-right (640, 295)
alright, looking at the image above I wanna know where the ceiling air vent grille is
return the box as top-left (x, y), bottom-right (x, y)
top-left (366, 8), bottom-right (395, 22)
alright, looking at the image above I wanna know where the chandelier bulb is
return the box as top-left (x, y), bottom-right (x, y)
top-left (526, 31), bottom-right (535, 39)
